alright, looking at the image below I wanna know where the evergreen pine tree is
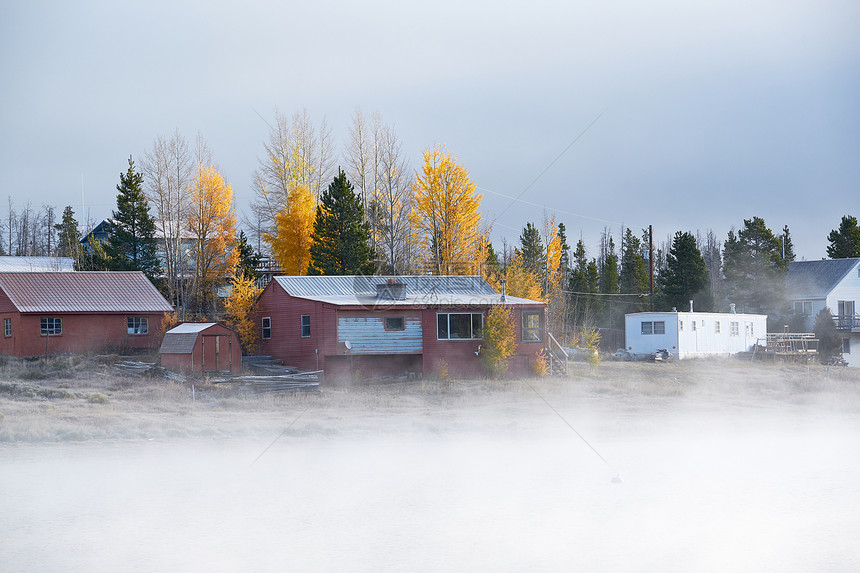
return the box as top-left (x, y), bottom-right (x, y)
top-left (659, 231), bottom-right (711, 312)
top-left (826, 215), bottom-right (860, 259)
top-left (814, 307), bottom-right (842, 364)
top-left (54, 206), bottom-right (82, 263)
top-left (517, 222), bottom-right (544, 277)
top-left (308, 169), bottom-right (374, 275)
top-left (107, 156), bottom-right (161, 282)
top-left (723, 216), bottom-right (786, 318)
top-left (620, 228), bottom-right (650, 313)
top-left (235, 231), bottom-right (262, 280)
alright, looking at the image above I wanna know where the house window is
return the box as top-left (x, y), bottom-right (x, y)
top-left (522, 311), bottom-right (543, 342)
top-left (692, 321), bottom-right (697, 332)
top-left (843, 338), bottom-right (851, 354)
top-left (385, 317), bottom-right (405, 331)
top-left (794, 301), bottom-right (812, 317)
top-left (730, 321), bottom-right (739, 336)
top-left (837, 301), bottom-right (856, 329)
top-left (746, 322), bottom-right (754, 337)
top-left (127, 317), bottom-right (148, 335)
top-left (301, 315), bottom-right (311, 338)
top-left (4, 318), bottom-right (10, 337)
top-left (714, 321), bottom-right (721, 334)
top-left (262, 317), bottom-right (271, 339)
top-left (640, 321), bottom-right (665, 335)
top-left (437, 313), bottom-right (483, 340)
top-left (679, 321), bottom-right (683, 332)
top-left (41, 317), bottom-right (62, 336)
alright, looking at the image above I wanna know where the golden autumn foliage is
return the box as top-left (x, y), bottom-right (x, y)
top-left (544, 216), bottom-right (562, 292)
top-left (410, 145), bottom-right (486, 275)
top-left (264, 184), bottom-right (316, 275)
top-left (224, 274), bottom-right (263, 353)
top-left (188, 165), bottom-right (239, 314)
top-left (481, 306), bottom-right (517, 378)
top-left (504, 253), bottom-right (544, 302)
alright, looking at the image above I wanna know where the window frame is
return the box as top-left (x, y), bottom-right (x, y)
top-left (384, 316), bottom-right (405, 331)
top-left (3, 318), bottom-right (10, 338)
top-left (730, 321), bottom-right (739, 337)
top-left (843, 338), bottom-right (851, 354)
top-left (127, 317), bottom-right (149, 335)
top-left (714, 320), bottom-right (721, 334)
top-left (641, 320), bottom-right (665, 335)
top-left (521, 310), bottom-right (543, 342)
top-left (261, 317), bottom-right (271, 340)
top-left (40, 317), bottom-right (62, 336)
top-left (436, 312), bottom-right (484, 341)
top-left (301, 314), bottom-right (311, 338)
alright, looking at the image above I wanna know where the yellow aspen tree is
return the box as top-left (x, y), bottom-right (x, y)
top-left (410, 144), bottom-right (486, 275)
top-left (187, 165), bottom-right (239, 316)
top-left (504, 253), bottom-right (544, 302)
top-left (543, 215), bottom-right (565, 333)
top-left (480, 305), bottom-right (517, 378)
top-left (224, 274), bottom-right (263, 353)
top-left (264, 183), bottom-right (316, 275)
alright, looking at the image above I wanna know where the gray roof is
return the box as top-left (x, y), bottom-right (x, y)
top-left (271, 275), bottom-right (544, 307)
top-left (159, 332), bottom-right (199, 354)
top-left (785, 258), bottom-right (860, 299)
top-left (0, 256), bottom-right (75, 272)
top-left (0, 271), bottom-right (174, 313)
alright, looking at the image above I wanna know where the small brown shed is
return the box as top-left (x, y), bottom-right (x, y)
top-left (159, 323), bottom-right (241, 374)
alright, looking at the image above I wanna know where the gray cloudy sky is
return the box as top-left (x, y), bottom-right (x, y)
top-left (2, 0), bottom-right (858, 260)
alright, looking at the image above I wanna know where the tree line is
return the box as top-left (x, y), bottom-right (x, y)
top-left (8, 107), bottom-right (860, 352)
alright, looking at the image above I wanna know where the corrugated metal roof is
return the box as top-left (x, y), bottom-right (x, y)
top-left (159, 332), bottom-right (199, 354)
top-left (0, 257), bottom-right (75, 272)
top-left (785, 258), bottom-right (860, 299)
top-left (166, 322), bottom-right (217, 334)
top-left (271, 275), bottom-right (544, 307)
top-left (0, 271), bottom-right (174, 313)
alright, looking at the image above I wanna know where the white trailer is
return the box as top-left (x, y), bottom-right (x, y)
top-left (625, 311), bottom-right (767, 359)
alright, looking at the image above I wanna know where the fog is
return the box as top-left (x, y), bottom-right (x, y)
top-left (3, 382), bottom-right (859, 573)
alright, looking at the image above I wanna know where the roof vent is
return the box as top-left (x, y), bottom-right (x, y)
top-left (376, 279), bottom-right (407, 300)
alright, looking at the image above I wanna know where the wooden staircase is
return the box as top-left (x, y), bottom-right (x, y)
top-left (546, 332), bottom-right (569, 377)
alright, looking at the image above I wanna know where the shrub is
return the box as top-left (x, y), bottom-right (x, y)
top-left (88, 393), bottom-right (109, 404)
top-left (435, 359), bottom-right (449, 381)
top-left (481, 306), bottom-right (516, 378)
top-left (532, 348), bottom-right (550, 377)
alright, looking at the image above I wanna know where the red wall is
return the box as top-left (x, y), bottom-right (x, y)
top-left (0, 312), bottom-right (164, 357)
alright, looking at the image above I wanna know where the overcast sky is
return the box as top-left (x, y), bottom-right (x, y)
top-left (2, 0), bottom-right (858, 261)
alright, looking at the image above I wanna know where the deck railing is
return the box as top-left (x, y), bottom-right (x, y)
top-left (834, 314), bottom-right (860, 330)
top-left (546, 332), bottom-right (569, 377)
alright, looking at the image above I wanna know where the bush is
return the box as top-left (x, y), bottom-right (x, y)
top-left (435, 359), bottom-right (449, 381)
top-left (481, 306), bottom-right (516, 378)
top-left (88, 393), bottom-right (109, 404)
top-left (531, 349), bottom-right (550, 377)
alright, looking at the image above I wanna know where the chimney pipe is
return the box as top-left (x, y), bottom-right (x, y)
top-left (500, 278), bottom-right (507, 303)
top-left (689, 300), bottom-right (694, 313)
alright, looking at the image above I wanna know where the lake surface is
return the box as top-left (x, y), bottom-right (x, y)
top-left (2, 406), bottom-right (859, 572)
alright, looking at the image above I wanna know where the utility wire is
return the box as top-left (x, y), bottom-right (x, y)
top-left (249, 403), bottom-right (311, 467)
top-left (525, 380), bottom-right (619, 475)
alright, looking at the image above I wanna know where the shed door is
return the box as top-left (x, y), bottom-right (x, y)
top-left (202, 334), bottom-right (232, 373)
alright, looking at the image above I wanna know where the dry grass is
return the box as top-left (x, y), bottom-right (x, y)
top-left (1, 354), bottom-right (859, 443)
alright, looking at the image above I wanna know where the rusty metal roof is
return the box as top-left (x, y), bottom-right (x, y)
top-left (0, 271), bottom-right (174, 313)
top-left (271, 275), bottom-right (544, 307)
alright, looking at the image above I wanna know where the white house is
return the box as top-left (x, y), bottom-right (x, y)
top-left (785, 257), bottom-right (860, 366)
top-left (625, 311), bottom-right (767, 359)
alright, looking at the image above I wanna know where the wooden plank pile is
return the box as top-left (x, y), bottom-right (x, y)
top-left (213, 371), bottom-right (321, 394)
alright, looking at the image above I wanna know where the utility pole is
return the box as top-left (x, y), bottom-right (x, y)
top-left (649, 225), bottom-right (654, 311)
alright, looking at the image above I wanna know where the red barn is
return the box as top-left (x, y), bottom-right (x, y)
top-left (0, 271), bottom-right (173, 357)
top-left (252, 275), bottom-right (547, 380)
top-left (159, 323), bottom-right (242, 374)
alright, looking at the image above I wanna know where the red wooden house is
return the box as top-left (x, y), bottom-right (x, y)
top-left (159, 322), bottom-right (242, 374)
top-left (0, 272), bottom-right (173, 357)
top-left (252, 275), bottom-right (547, 380)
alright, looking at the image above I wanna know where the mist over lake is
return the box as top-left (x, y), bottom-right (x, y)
top-left (2, 361), bottom-right (859, 572)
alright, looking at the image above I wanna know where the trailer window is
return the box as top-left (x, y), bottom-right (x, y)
top-left (437, 313), bottom-right (483, 340)
top-left (384, 317), bottom-right (405, 331)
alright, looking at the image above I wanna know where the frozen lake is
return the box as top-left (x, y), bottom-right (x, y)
top-left (3, 404), bottom-right (859, 572)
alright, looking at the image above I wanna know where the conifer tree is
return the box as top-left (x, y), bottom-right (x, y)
top-left (308, 169), bottom-right (374, 275)
top-left (54, 206), bottom-right (82, 263)
top-left (659, 231), bottom-right (711, 312)
top-left (517, 222), bottom-right (544, 277)
top-left (826, 215), bottom-right (860, 259)
top-left (107, 156), bottom-right (161, 282)
top-left (620, 228), bottom-right (650, 313)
